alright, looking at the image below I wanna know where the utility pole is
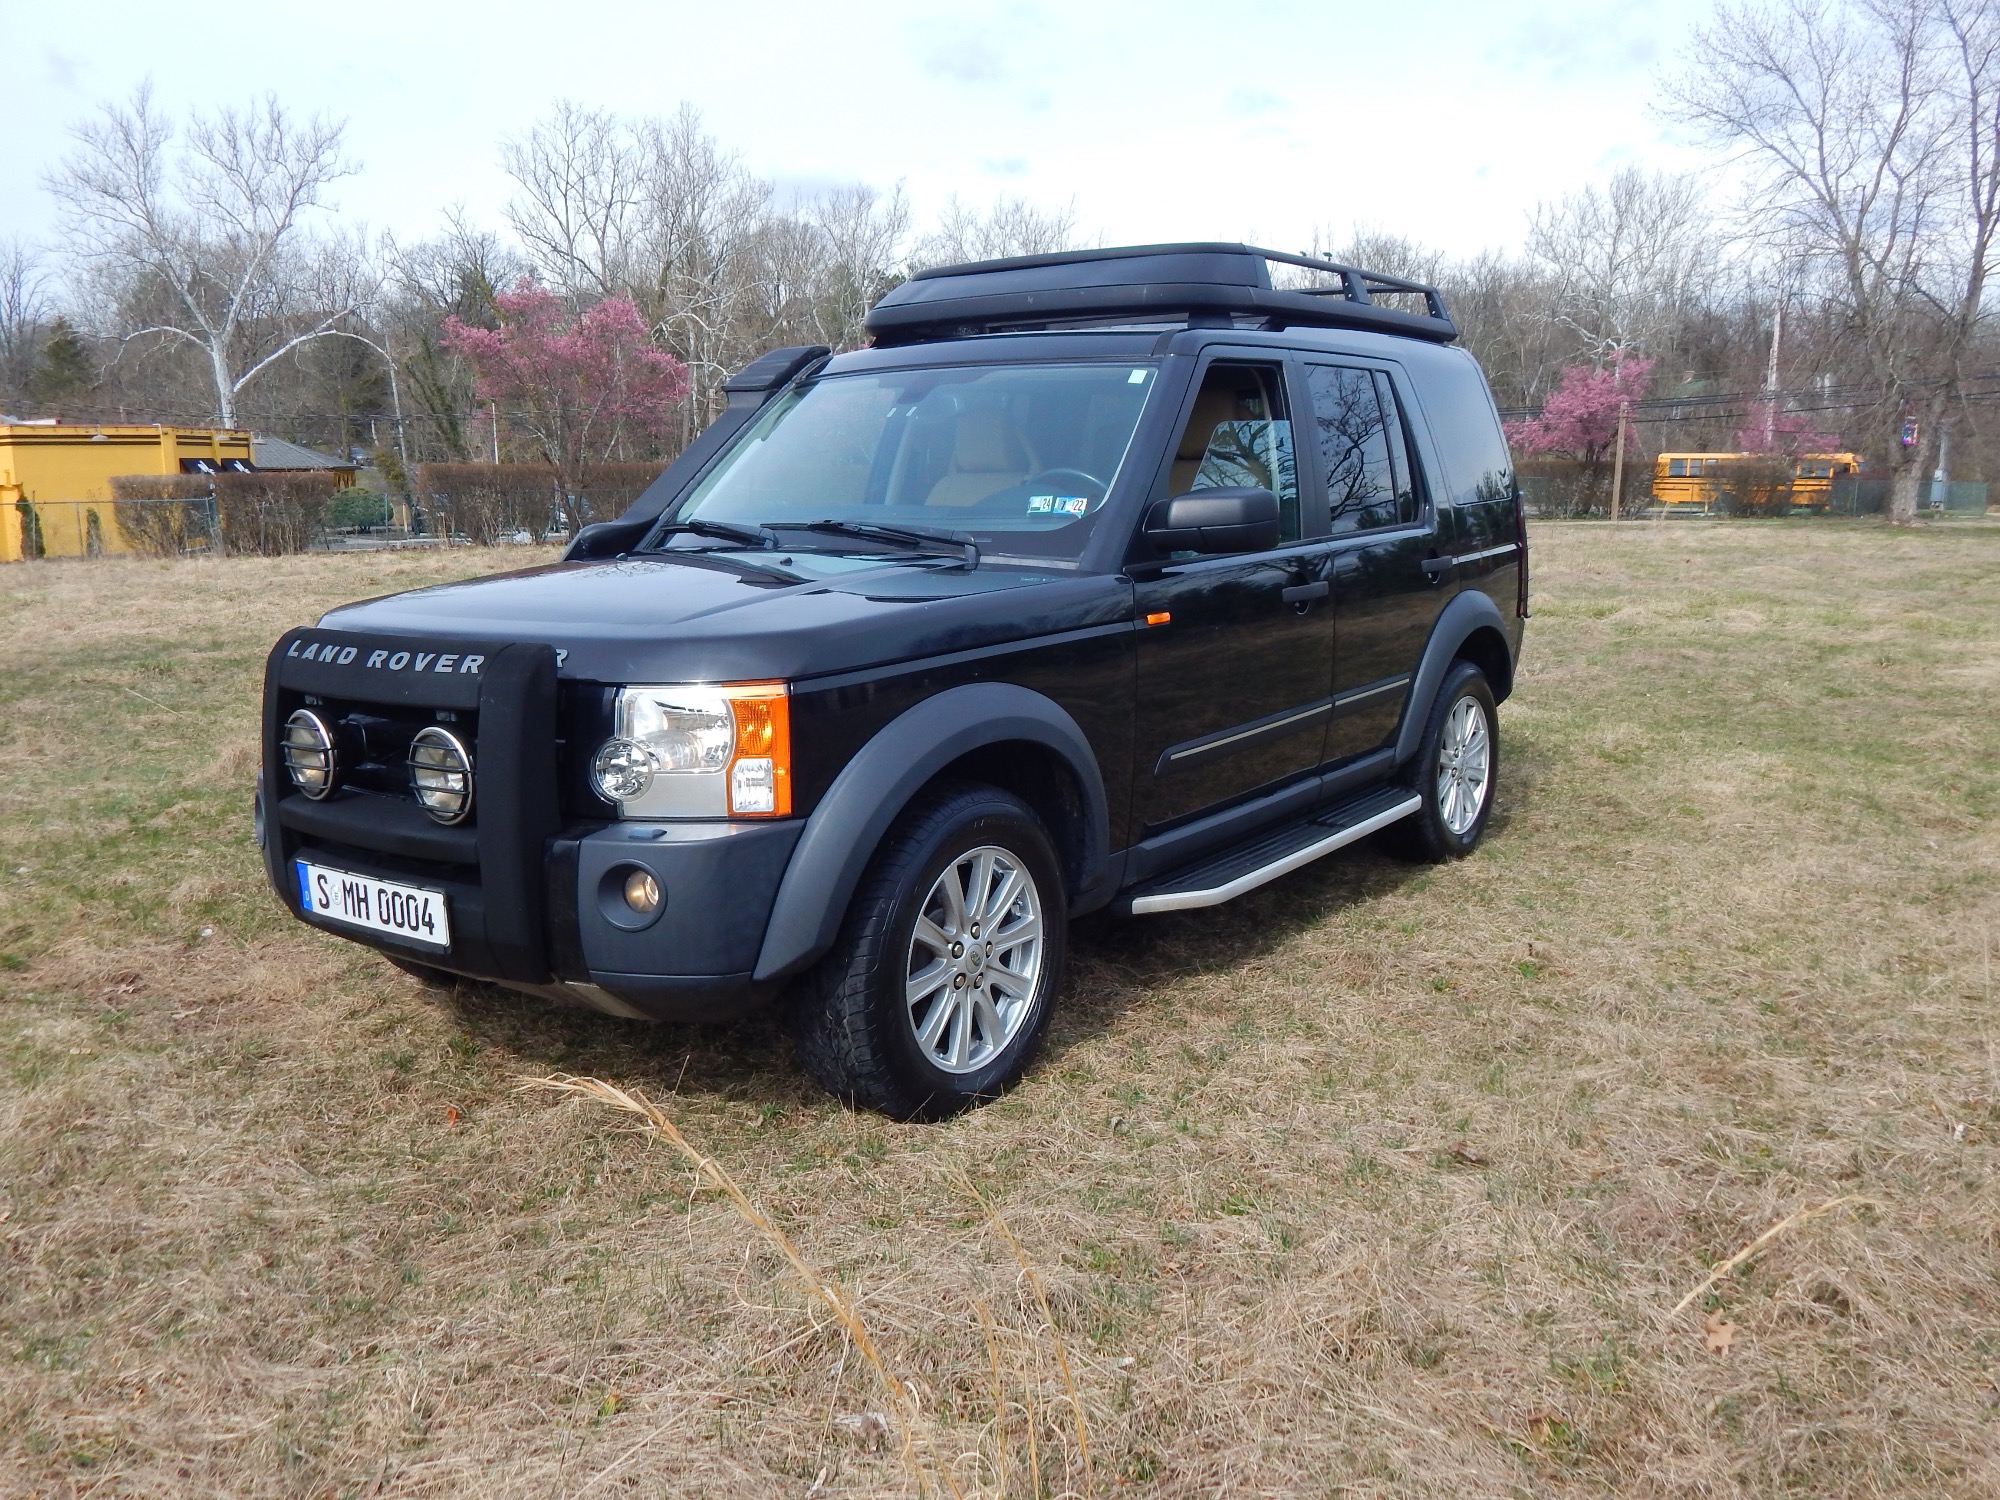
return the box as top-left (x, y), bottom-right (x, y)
top-left (1610, 399), bottom-right (1629, 522)
top-left (1764, 301), bottom-right (1783, 449)
top-left (490, 401), bottom-right (501, 465)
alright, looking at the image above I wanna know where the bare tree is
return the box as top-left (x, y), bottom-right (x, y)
top-left (910, 195), bottom-right (1082, 269)
top-left (385, 212), bottom-right (524, 462)
top-left (806, 182), bottom-right (912, 348)
top-left (47, 82), bottom-right (371, 427)
top-left (631, 105), bottom-right (775, 436)
top-left (1670, 0), bottom-right (2000, 522)
top-left (501, 101), bottom-right (639, 300)
top-left (1526, 167), bottom-right (1717, 363)
top-left (0, 239), bottom-right (50, 400)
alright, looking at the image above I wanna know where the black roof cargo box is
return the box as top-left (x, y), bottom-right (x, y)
top-left (865, 242), bottom-right (1457, 347)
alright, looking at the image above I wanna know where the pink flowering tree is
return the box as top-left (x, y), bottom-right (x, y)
top-left (1504, 355), bottom-right (1655, 468)
top-left (443, 280), bottom-right (690, 530)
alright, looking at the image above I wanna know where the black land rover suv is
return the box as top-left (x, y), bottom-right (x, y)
top-left (258, 244), bottom-right (1526, 1119)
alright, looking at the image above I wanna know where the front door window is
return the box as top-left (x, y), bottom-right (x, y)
top-left (1169, 364), bottom-right (1299, 540)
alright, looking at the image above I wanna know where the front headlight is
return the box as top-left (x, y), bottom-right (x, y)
top-left (591, 683), bottom-right (791, 819)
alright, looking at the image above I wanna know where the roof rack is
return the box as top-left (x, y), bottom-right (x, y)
top-left (865, 242), bottom-right (1456, 347)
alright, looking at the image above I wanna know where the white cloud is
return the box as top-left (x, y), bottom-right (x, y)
top-left (0, 0), bottom-right (1721, 264)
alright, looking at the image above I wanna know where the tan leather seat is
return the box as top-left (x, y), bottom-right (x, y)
top-left (1170, 384), bottom-right (1248, 494)
top-left (924, 410), bottom-right (1037, 508)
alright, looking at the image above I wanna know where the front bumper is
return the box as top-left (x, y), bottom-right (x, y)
top-left (260, 628), bottom-right (800, 1021)
top-left (266, 807), bottom-right (800, 1020)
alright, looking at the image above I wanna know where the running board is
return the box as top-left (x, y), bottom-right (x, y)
top-left (1123, 787), bottom-right (1421, 915)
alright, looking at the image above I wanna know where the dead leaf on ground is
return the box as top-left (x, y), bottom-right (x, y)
top-left (1450, 1141), bottom-right (1489, 1167)
top-left (444, 1105), bottom-right (461, 1127)
top-left (1703, 1311), bottom-right (1738, 1354)
top-left (831, 1411), bottom-right (889, 1450)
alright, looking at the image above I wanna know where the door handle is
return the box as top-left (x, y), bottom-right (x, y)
top-left (1281, 580), bottom-right (1330, 604)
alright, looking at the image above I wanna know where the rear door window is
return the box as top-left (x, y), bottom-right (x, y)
top-left (1306, 364), bottom-right (1420, 533)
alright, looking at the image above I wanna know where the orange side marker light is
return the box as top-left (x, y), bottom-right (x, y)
top-left (1145, 611), bottom-right (1172, 627)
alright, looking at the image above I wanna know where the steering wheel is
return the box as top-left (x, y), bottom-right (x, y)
top-left (1024, 468), bottom-right (1106, 496)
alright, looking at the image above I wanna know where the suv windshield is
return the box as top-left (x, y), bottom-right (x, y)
top-left (657, 362), bottom-right (1157, 563)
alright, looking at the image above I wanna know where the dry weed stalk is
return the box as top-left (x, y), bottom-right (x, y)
top-left (520, 1074), bottom-right (963, 1499)
top-left (973, 1299), bottom-right (1015, 1500)
top-left (958, 1170), bottom-right (1093, 1498)
top-left (1668, 1194), bottom-right (1876, 1319)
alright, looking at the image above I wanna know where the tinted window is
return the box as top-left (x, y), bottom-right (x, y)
top-left (1307, 364), bottom-right (1417, 533)
top-left (1375, 372), bottom-right (1420, 519)
top-left (1410, 348), bottom-right (1514, 508)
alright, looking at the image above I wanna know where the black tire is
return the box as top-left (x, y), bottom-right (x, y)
top-left (790, 781), bottom-right (1067, 1121)
top-left (1387, 660), bottom-right (1499, 863)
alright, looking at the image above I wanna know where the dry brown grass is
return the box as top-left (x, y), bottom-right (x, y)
top-left (3, 521), bottom-right (1998, 1497)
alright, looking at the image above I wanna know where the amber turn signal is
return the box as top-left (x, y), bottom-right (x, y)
top-left (724, 685), bottom-right (791, 817)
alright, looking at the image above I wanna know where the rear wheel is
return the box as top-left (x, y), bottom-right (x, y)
top-left (791, 782), bottom-right (1065, 1120)
top-left (1389, 660), bottom-right (1498, 862)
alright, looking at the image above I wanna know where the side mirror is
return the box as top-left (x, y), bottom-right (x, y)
top-left (1143, 486), bottom-right (1281, 555)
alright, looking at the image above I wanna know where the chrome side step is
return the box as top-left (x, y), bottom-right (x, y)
top-left (1126, 789), bottom-right (1421, 915)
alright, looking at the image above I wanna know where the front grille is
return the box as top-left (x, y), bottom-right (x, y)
top-left (320, 703), bottom-right (478, 810)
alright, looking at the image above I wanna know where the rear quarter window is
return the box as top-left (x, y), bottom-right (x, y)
top-left (1408, 348), bottom-right (1515, 547)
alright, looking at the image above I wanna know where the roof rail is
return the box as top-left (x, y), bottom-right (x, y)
top-left (865, 242), bottom-right (1456, 347)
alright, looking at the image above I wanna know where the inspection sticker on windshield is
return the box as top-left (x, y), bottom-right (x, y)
top-left (296, 860), bottom-right (451, 949)
top-left (1028, 495), bottom-right (1088, 515)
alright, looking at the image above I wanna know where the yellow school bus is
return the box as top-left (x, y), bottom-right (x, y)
top-left (1652, 452), bottom-right (1864, 513)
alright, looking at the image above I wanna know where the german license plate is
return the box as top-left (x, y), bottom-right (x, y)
top-left (295, 860), bottom-right (450, 949)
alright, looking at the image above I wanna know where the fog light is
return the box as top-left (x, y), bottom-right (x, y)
top-left (622, 869), bottom-right (662, 914)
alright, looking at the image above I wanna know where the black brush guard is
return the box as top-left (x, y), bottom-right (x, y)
top-left (261, 629), bottom-right (562, 984)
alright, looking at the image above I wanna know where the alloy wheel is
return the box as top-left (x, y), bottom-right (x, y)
top-left (1436, 694), bottom-right (1492, 836)
top-left (904, 845), bottom-right (1044, 1074)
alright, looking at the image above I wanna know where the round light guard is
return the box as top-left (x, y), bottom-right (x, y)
top-left (591, 737), bottom-right (657, 803)
top-left (409, 726), bottom-right (474, 824)
top-left (281, 709), bottom-right (339, 800)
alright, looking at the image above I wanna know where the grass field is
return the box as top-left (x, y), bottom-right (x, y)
top-left (2, 521), bottom-right (1997, 1498)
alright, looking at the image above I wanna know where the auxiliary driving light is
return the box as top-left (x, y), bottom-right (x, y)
top-left (408, 726), bottom-right (474, 824)
top-left (281, 709), bottom-right (339, 799)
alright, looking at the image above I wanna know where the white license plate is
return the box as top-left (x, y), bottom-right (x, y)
top-left (295, 861), bottom-right (451, 949)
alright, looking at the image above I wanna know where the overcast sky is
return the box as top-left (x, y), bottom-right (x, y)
top-left (3, 0), bottom-right (1719, 264)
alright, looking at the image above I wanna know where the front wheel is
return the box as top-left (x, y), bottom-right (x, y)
top-left (1389, 660), bottom-right (1498, 862)
top-left (791, 782), bottom-right (1066, 1120)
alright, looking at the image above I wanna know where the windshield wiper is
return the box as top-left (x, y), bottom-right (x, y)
top-left (652, 518), bottom-right (782, 550)
top-left (795, 519), bottom-right (980, 571)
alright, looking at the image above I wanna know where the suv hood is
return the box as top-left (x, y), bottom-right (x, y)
top-left (317, 551), bottom-right (1134, 681)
